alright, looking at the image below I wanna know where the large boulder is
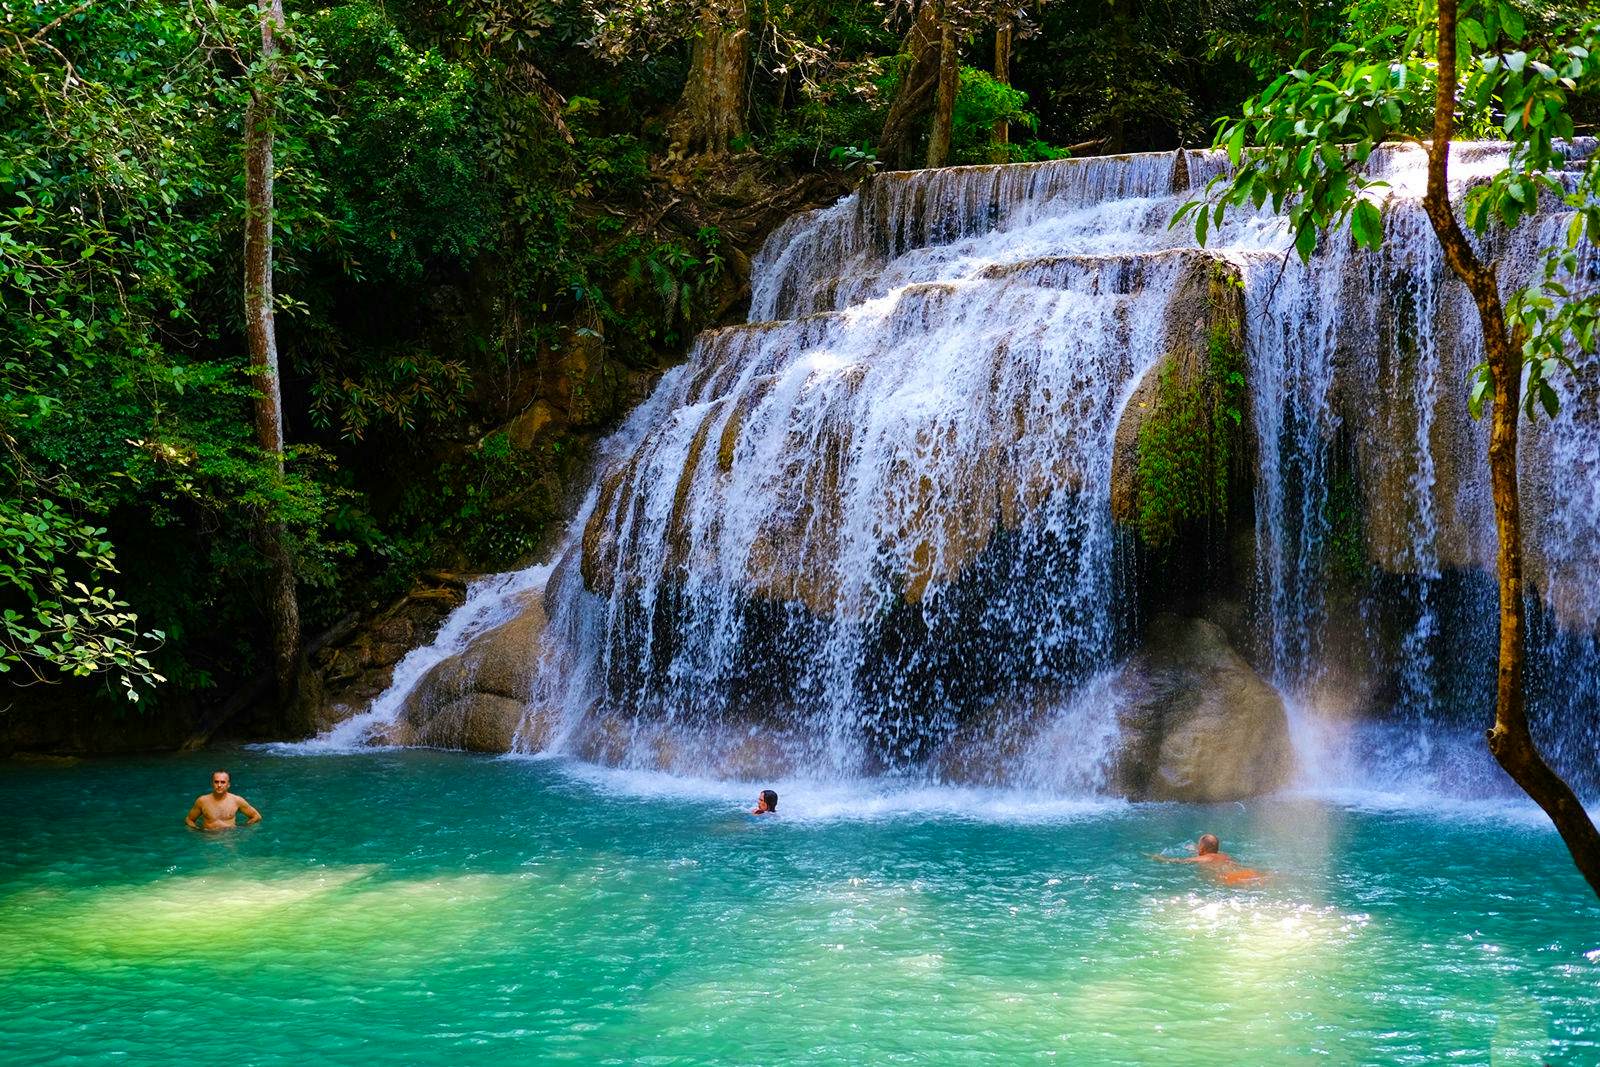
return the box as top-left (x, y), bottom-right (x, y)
top-left (1110, 614), bottom-right (1294, 801)
top-left (382, 592), bottom-right (547, 751)
top-left (406, 693), bottom-right (527, 753)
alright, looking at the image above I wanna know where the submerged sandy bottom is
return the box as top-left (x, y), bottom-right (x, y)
top-left (1, 750), bottom-right (1596, 1065)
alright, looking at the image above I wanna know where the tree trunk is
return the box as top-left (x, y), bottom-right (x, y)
top-left (669, 0), bottom-right (749, 156)
top-left (244, 0), bottom-right (301, 704)
top-left (992, 20), bottom-right (1013, 152)
top-left (1107, 0), bottom-right (1134, 153)
top-left (1422, 0), bottom-right (1600, 898)
top-left (925, 18), bottom-right (958, 168)
top-left (878, 0), bottom-right (944, 170)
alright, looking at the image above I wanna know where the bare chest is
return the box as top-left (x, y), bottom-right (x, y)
top-left (199, 795), bottom-right (241, 821)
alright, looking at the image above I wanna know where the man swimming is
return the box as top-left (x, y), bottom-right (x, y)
top-left (751, 789), bottom-right (778, 815)
top-left (185, 770), bottom-right (262, 830)
top-left (1152, 833), bottom-right (1264, 883)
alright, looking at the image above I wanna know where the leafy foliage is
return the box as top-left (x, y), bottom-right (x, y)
top-left (3, 0), bottom-right (1418, 717)
top-left (1181, 0), bottom-right (1600, 422)
top-left (0, 494), bottom-right (164, 697)
top-left (950, 67), bottom-right (1061, 164)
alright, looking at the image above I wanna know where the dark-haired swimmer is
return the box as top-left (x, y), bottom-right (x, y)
top-left (751, 789), bottom-right (778, 815)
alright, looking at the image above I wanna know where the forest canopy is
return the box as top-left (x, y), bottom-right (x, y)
top-left (1, 0), bottom-right (1592, 715)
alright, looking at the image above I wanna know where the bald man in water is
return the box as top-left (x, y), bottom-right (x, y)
top-left (1153, 833), bottom-right (1265, 883)
top-left (185, 770), bottom-right (261, 830)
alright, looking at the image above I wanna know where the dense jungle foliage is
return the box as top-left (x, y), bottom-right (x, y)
top-left (2, 0), bottom-right (1596, 723)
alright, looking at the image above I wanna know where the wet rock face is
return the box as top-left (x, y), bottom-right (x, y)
top-left (404, 693), bottom-right (527, 753)
top-left (310, 577), bottom-right (469, 735)
top-left (381, 593), bottom-right (547, 752)
top-left (1110, 614), bottom-right (1294, 802)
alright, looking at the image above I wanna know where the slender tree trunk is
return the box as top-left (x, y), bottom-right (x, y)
top-left (992, 19), bottom-right (1012, 152)
top-left (1422, 0), bottom-right (1600, 898)
top-left (669, 0), bottom-right (749, 156)
top-left (925, 17), bottom-right (957, 168)
top-left (1107, 0), bottom-right (1134, 153)
top-left (244, 0), bottom-right (301, 704)
top-left (878, 0), bottom-right (943, 170)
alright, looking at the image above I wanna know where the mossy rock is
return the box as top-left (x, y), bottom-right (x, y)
top-left (1111, 259), bottom-right (1248, 548)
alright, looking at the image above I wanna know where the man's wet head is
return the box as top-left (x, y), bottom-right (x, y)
top-left (1197, 833), bottom-right (1220, 856)
top-left (212, 771), bottom-right (231, 798)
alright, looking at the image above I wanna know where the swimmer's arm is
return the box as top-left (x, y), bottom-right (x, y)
top-left (1147, 853), bottom-right (1197, 864)
top-left (185, 798), bottom-right (204, 829)
top-left (236, 797), bottom-right (262, 825)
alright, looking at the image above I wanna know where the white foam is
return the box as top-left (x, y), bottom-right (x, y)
top-left (527, 756), bottom-right (1127, 824)
top-left (262, 566), bottom-right (552, 755)
top-left (1284, 784), bottom-right (1600, 829)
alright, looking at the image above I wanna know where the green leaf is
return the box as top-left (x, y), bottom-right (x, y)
top-left (1352, 199), bottom-right (1383, 249)
top-left (1500, 4), bottom-right (1526, 42)
top-left (1469, 367), bottom-right (1493, 421)
top-left (1294, 222), bottom-right (1317, 262)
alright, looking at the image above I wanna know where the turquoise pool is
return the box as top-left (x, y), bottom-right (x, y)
top-left (1, 751), bottom-right (1596, 1065)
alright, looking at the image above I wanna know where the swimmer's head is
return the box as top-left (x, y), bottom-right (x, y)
top-left (1197, 833), bottom-right (1220, 855)
top-left (211, 770), bottom-right (231, 797)
top-left (758, 789), bottom-right (778, 813)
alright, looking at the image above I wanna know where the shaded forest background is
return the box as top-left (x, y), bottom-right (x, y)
top-left (1, 0), bottom-right (1589, 734)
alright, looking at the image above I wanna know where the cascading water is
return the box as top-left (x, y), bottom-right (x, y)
top-left (320, 143), bottom-right (1598, 800)
top-left (539, 152), bottom-right (1237, 782)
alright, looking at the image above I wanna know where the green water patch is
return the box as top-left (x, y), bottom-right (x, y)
top-left (0, 751), bottom-right (1596, 1065)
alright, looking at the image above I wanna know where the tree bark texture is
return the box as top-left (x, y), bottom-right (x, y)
top-left (992, 20), bottom-right (1012, 150)
top-left (878, 0), bottom-right (944, 170)
top-left (670, 0), bottom-right (749, 156)
top-left (1423, 0), bottom-right (1600, 898)
top-left (925, 19), bottom-right (958, 169)
top-left (244, 0), bottom-right (302, 704)
top-left (1107, 0), bottom-right (1134, 153)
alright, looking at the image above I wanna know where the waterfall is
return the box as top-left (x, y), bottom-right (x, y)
top-left (1236, 143), bottom-right (1600, 796)
top-left (327, 143), bottom-right (1598, 799)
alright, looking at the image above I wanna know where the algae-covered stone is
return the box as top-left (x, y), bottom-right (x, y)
top-left (1110, 259), bottom-right (1248, 545)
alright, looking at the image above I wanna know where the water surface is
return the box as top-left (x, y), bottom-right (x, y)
top-left (2, 751), bottom-right (1597, 1065)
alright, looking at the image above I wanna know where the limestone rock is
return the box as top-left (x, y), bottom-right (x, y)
top-left (1110, 348), bottom-right (1184, 526)
top-left (409, 693), bottom-right (527, 753)
top-left (1110, 614), bottom-right (1293, 802)
top-left (471, 599), bottom-right (547, 698)
top-left (506, 401), bottom-right (557, 450)
top-left (387, 593), bottom-right (548, 752)
top-left (308, 577), bottom-right (469, 737)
